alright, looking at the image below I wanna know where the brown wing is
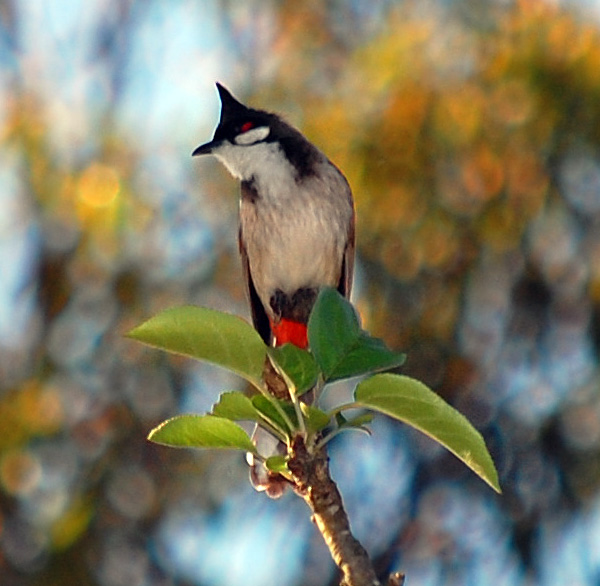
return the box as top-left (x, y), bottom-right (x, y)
top-left (238, 228), bottom-right (272, 344)
top-left (337, 205), bottom-right (355, 299)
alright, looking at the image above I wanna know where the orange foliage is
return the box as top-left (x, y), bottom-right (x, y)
top-left (270, 0), bottom-right (600, 345)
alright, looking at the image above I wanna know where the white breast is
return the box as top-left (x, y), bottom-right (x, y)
top-left (239, 151), bottom-right (352, 309)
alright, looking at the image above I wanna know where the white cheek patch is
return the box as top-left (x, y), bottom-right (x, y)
top-left (235, 126), bottom-right (270, 146)
top-left (212, 139), bottom-right (288, 182)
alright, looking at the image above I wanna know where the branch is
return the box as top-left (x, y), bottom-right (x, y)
top-left (263, 352), bottom-right (405, 585)
top-left (288, 435), bottom-right (405, 586)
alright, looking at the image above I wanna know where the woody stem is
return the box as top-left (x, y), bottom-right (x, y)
top-left (287, 435), bottom-right (381, 586)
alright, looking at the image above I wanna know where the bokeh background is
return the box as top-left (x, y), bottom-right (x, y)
top-left (2, 0), bottom-right (600, 584)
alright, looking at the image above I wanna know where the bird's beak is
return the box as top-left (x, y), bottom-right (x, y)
top-left (191, 140), bottom-right (217, 157)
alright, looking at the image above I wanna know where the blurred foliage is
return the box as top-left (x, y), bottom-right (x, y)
top-left (294, 1), bottom-right (600, 350)
top-left (1, 1), bottom-right (600, 585)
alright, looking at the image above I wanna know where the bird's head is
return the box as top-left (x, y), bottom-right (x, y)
top-left (192, 84), bottom-right (286, 180)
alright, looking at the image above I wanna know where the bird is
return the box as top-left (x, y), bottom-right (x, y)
top-left (192, 83), bottom-right (355, 496)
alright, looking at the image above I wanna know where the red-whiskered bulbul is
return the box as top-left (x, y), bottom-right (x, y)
top-left (192, 83), bottom-right (355, 496)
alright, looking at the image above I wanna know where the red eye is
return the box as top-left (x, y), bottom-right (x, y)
top-left (240, 121), bottom-right (254, 133)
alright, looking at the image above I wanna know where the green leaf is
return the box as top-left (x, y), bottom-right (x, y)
top-left (211, 391), bottom-right (262, 422)
top-left (301, 403), bottom-right (331, 432)
top-left (265, 455), bottom-right (292, 480)
top-left (268, 344), bottom-right (319, 395)
top-left (148, 414), bottom-right (257, 453)
top-left (337, 411), bottom-right (374, 429)
top-left (252, 395), bottom-right (295, 435)
top-left (308, 288), bottom-right (406, 382)
top-left (355, 374), bottom-right (501, 493)
top-left (211, 392), bottom-right (289, 441)
top-left (328, 411), bottom-right (373, 440)
top-left (127, 306), bottom-right (266, 388)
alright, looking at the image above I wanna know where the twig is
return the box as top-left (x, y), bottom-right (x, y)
top-left (288, 435), bottom-right (392, 586)
top-left (263, 360), bottom-right (405, 585)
